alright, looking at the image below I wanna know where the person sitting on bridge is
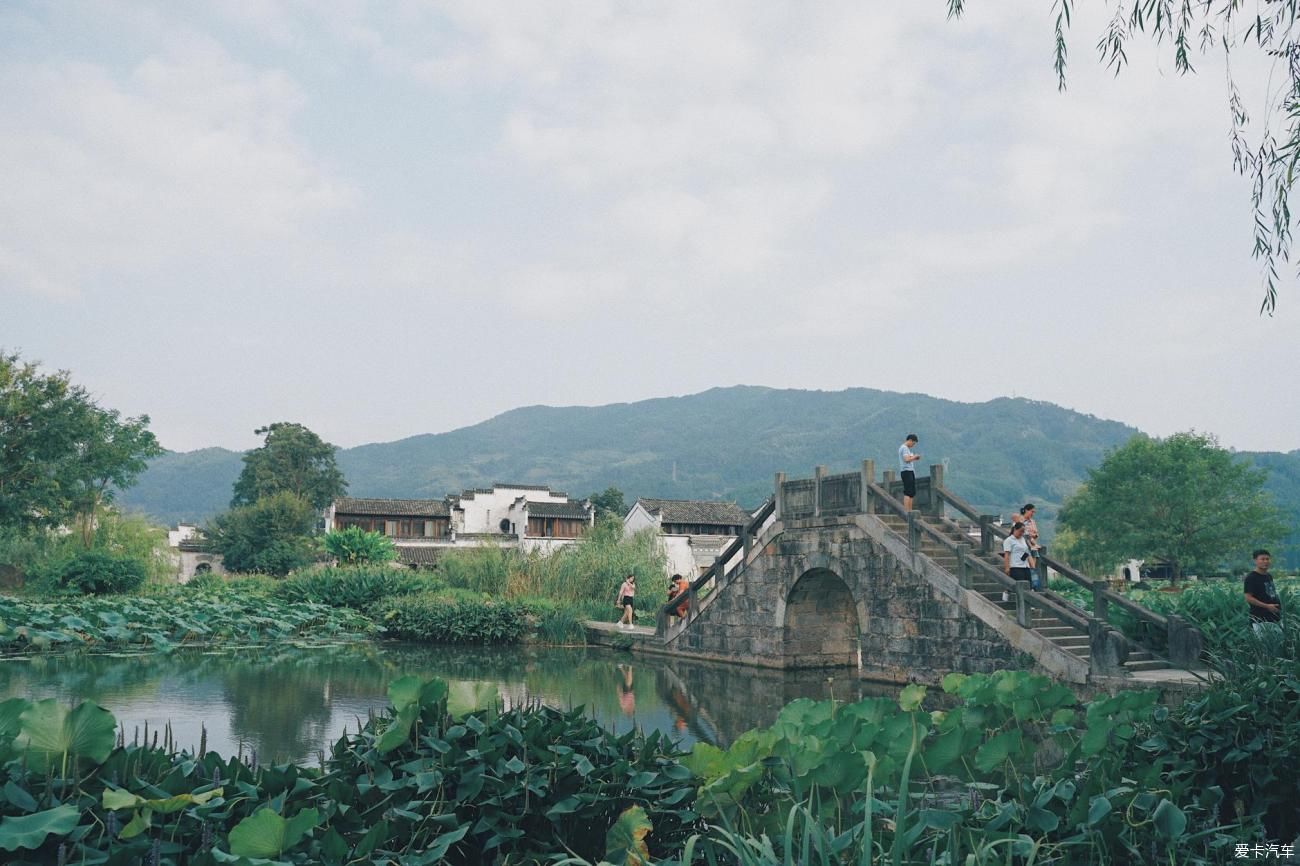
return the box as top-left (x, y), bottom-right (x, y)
top-left (898, 433), bottom-right (921, 510)
top-left (1002, 522), bottom-right (1036, 587)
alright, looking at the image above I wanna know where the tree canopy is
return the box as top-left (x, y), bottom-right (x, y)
top-left (231, 423), bottom-right (347, 511)
top-left (951, 0), bottom-right (1300, 312)
top-left (0, 351), bottom-right (161, 538)
top-left (206, 491), bottom-right (320, 575)
top-left (1058, 432), bottom-right (1287, 578)
top-left (588, 487), bottom-right (627, 521)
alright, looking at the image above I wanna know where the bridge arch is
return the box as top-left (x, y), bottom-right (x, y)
top-left (780, 566), bottom-right (862, 669)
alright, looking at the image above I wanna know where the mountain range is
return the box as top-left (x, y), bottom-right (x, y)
top-left (119, 386), bottom-right (1299, 565)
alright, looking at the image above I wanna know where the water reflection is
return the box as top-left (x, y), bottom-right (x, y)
top-left (0, 644), bottom-right (903, 764)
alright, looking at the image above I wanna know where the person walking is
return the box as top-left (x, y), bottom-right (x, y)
top-left (1018, 504), bottom-right (1043, 589)
top-left (616, 573), bottom-right (637, 628)
top-left (898, 433), bottom-right (921, 511)
top-left (1002, 522), bottom-right (1036, 586)
top-left (1244, 549), bottom-right (1282, 633)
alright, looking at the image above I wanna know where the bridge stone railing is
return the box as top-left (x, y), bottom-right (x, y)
top-left (774, 460), bottom-right (947, 521)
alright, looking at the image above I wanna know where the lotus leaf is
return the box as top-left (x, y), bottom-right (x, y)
top-left (0, 804), bottom-right (79, 852)
top-left (16, 698), bottom-right (116, 775)
top-left (604, 805), bottom-right (653, 866)
top-left (228, 806), bottom-right (320, 858)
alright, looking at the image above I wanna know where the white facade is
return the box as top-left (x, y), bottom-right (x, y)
top-left (453, 485), bottom-right (570, 535)
top-left (623, 499), bottom-right (750, 579)
top-left (167, 523), bottom-right (199, 547)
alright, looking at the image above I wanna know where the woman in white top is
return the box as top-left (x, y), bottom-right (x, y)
top-left (1002, 523), bottom-right (1036, 586)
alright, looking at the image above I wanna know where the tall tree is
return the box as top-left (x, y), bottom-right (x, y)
top-left (1058, 432), bottom-right (1287, 580)
top-left (588, 487), bottom-right (627, 521)
top-left (0, 351), bottom-right (160, 536)
top-left (64, 409), bottom-right (163, 547)
top-left (951, 0), bottom-right (1300, 312)
top-left (207, 491), bottom-right (319, 575)
top-left (231, 422), bottom-right (347, 510)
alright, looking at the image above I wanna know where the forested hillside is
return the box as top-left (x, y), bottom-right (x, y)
top-left (119, 386), bottom-right (1298, 565)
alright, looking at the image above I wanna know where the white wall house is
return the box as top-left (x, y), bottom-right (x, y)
top-left (166, 524), bottom-right (224, 582)
top-left (452, 484), bottom-right (573, 535)
top-left (623, 498), bottom-right (751, 579)
top-left (325, 485), bottom-right (593, 568)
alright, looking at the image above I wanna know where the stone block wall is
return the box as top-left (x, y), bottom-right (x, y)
top-left (668, 518), bottom-right (1023, 683)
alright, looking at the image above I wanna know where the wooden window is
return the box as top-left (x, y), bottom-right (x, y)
top-left (423, 520), bottom-right (435, 537)
top-left (384, 520), bottom-right (397, 536)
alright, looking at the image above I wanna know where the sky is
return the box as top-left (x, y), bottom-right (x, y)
top-left (2, 1), bottom-right (1298, 455)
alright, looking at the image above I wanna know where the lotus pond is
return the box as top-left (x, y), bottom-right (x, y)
top-left (0, 642), bottom-right (900, 764)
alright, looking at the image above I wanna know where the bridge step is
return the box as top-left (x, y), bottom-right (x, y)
top-left (1124, 659), bottom-right (1172, 672)
top-left (870, 509), bottom-right (1186, 678)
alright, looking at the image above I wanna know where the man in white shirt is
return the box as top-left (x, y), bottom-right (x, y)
top-left (898, 434), bottom-right (921, 511)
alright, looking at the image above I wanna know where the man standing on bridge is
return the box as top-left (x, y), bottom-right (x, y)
top-left (899, 433), bottom-right (921, 511)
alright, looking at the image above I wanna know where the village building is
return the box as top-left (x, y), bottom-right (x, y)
top-left (452, 483), bottom-right (594, 554)
top-left (166, 523), bottom-right (225, 582)
top-left (325, 485), bottom-right (594, 566)
top-left (623, 498), bottom-right (751, 578)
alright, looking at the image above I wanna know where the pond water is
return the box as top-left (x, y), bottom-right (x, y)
top-left (0, 643), bottom-right (902, 764)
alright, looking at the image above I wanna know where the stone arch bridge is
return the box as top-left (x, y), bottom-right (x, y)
top-left (595, 462), bottom-right (1205, 687)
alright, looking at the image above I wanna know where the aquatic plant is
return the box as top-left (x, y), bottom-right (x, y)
top-left (0, 590), bottom-right (376, 654)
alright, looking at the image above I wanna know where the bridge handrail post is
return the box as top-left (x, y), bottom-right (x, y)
top-left (1014, 580), bottom-right (1030, 627)
top-left (773, 472), bottom-right (786, 520)
top-left (906, 510), bottom-right (920, 550)
top-left (929, 463), bottom-right (944, 518)
top-left (979, 515), bottom-right (995, 554)
top-left (686, 583), bottom-right (698, 627)
top-left (1091, 580), bottom-right (1109, 622)
top-left (860, 459), bottom-right (874, 514)
top-left (1166, 613), bottom-right (1204, 668)
top-left (955, 543), bottom-right (972, 589)
top-left (742, 522), bottom-right (752, 563)
top-left (814, 465), bottom-right (826, 518)
top-left (655, 604), bottom-right (668, 638)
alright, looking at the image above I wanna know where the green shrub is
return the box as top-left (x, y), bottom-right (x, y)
top-left (436, 543), bottom-right (515, 595)
top-left (321, 526), bottom-right (397, 565)
top-left (528, 599), bottom-right (587, 645)
top-left (433, 518), bottom-right (666, 607)
top-left (375, 592), bottom-right (529, 644)
top-left (57, 550), bottom-right (146, 594)
top-left (274, 566), bottom-right (439, 609)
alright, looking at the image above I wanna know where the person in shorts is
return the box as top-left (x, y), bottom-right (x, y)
top-left (898, 433), bottom-right (921, 510)
top-left (1002, 522), bottom-right (1036, 586)
top-left (1244, 549), bottom-right (1282, 633)
top-left (616, 573), bottom-right (637, 627)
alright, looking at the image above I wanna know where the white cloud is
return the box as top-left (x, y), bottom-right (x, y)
top-left (0, 36), bottom-right (352, 301)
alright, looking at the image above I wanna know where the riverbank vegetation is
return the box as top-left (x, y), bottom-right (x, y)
top-left (0, 590), bottom-right (375, 654)
top-left (1051, 574), bottom-right (1300, 654)
top-left (2, 629), bottom-right (1296, 864)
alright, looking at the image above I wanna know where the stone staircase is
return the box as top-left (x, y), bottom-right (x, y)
top-left (877, 513), bottom-right (1172, 674)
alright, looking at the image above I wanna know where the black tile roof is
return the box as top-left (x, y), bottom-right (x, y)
top-left (526, 500), bottom-right (591, 519)
top-left (636, 498), bottom-right (749, 526)
top-left (334, 497), bottom-right (450, 517)
top-left (395, 546), bottom-right (441, 566)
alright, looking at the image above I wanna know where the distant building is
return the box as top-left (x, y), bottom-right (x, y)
top-left (326, 497), bottom-right (452, 540)
top-left (324, 485), bottom-right (594, 567)
top-left (623, 498), bottom-right (751, 578)
top-left (166, 523), bottom-right (224, 582)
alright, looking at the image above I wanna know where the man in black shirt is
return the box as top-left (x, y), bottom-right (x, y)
top-left (1243, 549), bottom-right (1281, 630)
